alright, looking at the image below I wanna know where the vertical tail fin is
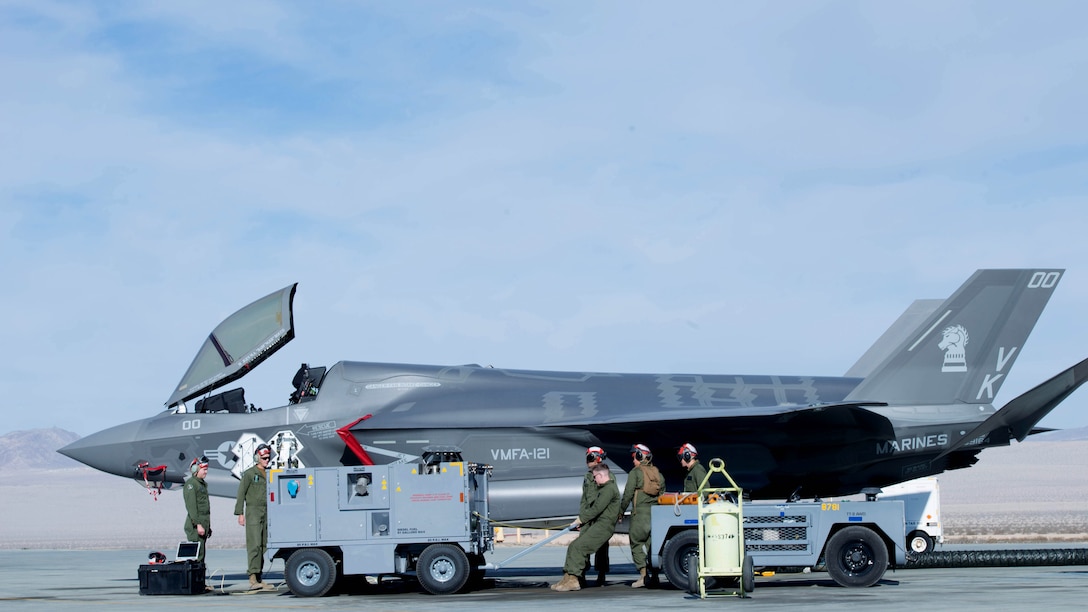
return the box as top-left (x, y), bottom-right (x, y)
top-left (845, 299), bottom-right (943, 379)
top-left (845, 269), bottom-right (1063, 405)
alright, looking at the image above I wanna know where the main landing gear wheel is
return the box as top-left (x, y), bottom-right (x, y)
top-left (285, 548), bottom-right (337, 597)
top-left (824, 526), bottom-right (889, 588)
top-left (417, 544), bottom-right (470, 595)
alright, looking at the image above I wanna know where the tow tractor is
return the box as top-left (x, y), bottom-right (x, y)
top-left (652, 459), bottom-right (908, 590)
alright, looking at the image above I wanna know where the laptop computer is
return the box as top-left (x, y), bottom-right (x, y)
top-left (175, 541), bottom-right (201, 563)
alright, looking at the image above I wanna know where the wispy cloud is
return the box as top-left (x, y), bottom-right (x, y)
top-left (1, 1), bottom-right (1086, 434)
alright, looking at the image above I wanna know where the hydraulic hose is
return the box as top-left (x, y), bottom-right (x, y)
top-left (904, 548), bottom-right (1088, 569)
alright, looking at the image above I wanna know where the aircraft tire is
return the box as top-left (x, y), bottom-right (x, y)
top-left (825, 526), bottom-right (888, 588)
top-left (417, 544), bottom-right (470, 595)
top-left (285, 548), bottom-right (338, 597)
top-left (907, 530), bottom-right (935, 555)
top-left (661, 529), bottom-right (700, 588)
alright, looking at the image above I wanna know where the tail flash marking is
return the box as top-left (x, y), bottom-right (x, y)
top-left (975, 346), bottom-right (1018, 400)
top-left (996, 346), bottom-right (1018, 372)
top-left (845, 269), bottom-right (1063, 406)
top-left (908, 310), bottom-right (952, 352)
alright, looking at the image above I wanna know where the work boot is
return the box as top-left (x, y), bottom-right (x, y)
top-left (631, 567), bottom-right (647, 588)
top-left (255, 572), bottom-right (275, 590)
top-left (548, 570), bottom-right (574, 588)
top-left (554, 573), bottom-right (581, 592)
top-left (248, 574), bottom-right (261, 590)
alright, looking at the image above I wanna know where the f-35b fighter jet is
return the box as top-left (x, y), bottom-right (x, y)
top-left (61, 269), bottom-right (1087, 525)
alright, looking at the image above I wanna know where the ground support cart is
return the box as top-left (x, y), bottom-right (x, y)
top-left (266, 447), bottom-right (493, 597)
top-left (689, 458), bottom-right (753, 598)
top-left (652, 471), bottom-right (907, 591)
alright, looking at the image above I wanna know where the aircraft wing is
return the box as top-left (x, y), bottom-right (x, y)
top-left (544, 401), bottom-right (891, 430)
top-left (541, 401), bottom-right (896, 494)
top-left (543, 401), bottom-right (896, 459)
top-left (165, 284), bottom-right (297, 407)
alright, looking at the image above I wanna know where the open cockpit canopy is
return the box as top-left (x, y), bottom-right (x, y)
top-left (166, 284), bottom-right (296, 408)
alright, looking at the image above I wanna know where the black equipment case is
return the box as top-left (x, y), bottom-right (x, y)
top-left (138, 561), bottom-right (206, 595)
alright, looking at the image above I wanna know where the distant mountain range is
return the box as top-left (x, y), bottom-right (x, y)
top-left (0, 428), bottom-right (84, 471)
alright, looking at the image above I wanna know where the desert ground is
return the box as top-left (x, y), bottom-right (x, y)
top-left (1, 440), bottom-right (1084, 550)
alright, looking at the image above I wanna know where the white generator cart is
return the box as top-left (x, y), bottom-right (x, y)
top-left (690, 458), bottom-right (754, 598)
top-left (266, 447), bottom-right (493, 597)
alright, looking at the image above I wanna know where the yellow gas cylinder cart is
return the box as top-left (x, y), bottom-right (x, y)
top-left (690, 458), bottom-right (754, 598)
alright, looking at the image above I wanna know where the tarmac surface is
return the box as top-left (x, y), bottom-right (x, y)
top-left (2, 544), bottom-right (1087, 611)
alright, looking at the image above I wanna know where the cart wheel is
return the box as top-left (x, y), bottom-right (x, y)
top-left (907, 530), bottom-right (934, 555)
top-left (417, 544), bottom-right (470, 595)
top-left (686, 554), bottom-right (701, 595)
top-left (825, 526), bottom-right (889, 587)
top-left (662, 529), bottom-right (700, 588)
top-left (742, 554), bottom-right (754, 593)
top-left (285, 548), bottom-right (337, 597)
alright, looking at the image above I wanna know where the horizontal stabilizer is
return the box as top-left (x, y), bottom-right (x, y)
top-left (936, 356), bottom-right (1088, 460)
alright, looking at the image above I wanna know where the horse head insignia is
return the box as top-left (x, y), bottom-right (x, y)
top-left (938, 324), bottom-right (969, 372)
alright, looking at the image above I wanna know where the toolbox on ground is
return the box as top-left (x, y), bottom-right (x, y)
top-left (138, 561), bottom-right (206, 595)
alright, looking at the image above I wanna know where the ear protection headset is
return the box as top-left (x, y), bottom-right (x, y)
top-left (631, 443), bottom-right (651, 462)
top-left (190, 456), bottom-right (209, 476)
top-left (586, 446), bottom-right (606, 463)
top-left (678, 443), bottom-right (698, 463)
top-left (254, 443), bottom-right (271, 462)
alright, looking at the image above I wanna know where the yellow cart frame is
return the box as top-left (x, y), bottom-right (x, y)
top-left (691, 458), bottom-right (753, 598)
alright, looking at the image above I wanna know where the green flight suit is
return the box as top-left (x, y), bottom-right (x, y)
top-left (620, 462), bottom-right (660, 571)
top-left (683, 460), bottom-right (708, 493)
top-left (234, 465), bottom-right (269, 577)
top-left (563, 475), bottom-right (620, 576)
top-left (182, 475), bottom-right (211, 563)
top-left (582, 468), bottom-right (615, 575)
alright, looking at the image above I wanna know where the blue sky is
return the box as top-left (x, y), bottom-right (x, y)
top-left (2, 1), bottom-right (1087, 436)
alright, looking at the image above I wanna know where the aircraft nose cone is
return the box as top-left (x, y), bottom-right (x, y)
top-left (58, 420), bottom-right (144, 477)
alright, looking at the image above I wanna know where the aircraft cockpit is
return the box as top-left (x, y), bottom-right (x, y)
top-left (290, 363), bottom-right (326, 404)
top-left (194, 387), bottom-right (250, 413)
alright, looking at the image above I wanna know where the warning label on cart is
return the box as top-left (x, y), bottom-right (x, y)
top-left (409, 492), bottom-right (454, 503)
